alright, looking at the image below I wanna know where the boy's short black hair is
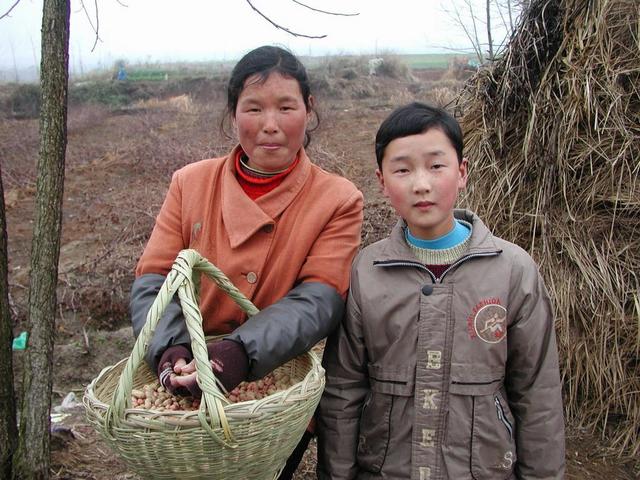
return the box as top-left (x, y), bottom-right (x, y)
top-left (375, 102), bottom-right (463, 168)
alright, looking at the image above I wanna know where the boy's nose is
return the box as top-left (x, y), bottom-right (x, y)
top-left (412, 171), bottom-right (432, 193)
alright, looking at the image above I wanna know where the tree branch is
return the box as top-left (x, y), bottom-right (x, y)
top-left (449, 1), bottom-right (483, 62)
top-left (291, 0), bottom-right (359, 16)
top-left (79, 0), bottom-right (101, 52)
top-left (486, 0), bottom-right (493, 59)
top-left (245, 0), bottom-right (326, 39)
top-left (495, 0), bottom-right (510, 33)
top-left (468, 0), bottom-right (483, 61)
top-left (0, 0), bottom-right (21, 20)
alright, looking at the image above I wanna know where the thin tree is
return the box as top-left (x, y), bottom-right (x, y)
top-left (445, 0), bottom-right (528, 63)
top-left (0, 164), bottom-right (17, 480)
top-left (486, 0), bottom-right (494, 59)
top-left (12, 0), bottom-right (70, 478)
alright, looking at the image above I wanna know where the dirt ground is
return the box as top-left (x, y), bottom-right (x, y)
top-left (1, 71), bottom-right (637, 479)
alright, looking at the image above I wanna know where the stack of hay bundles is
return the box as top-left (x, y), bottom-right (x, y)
top-left (458, 0), bottom-right (639, 458)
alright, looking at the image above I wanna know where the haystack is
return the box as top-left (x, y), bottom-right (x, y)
top-left (457, 0), bottom-right (639, 457)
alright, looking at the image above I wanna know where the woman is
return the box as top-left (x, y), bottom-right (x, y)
top-left (130, 45), bottom-right (363, 478)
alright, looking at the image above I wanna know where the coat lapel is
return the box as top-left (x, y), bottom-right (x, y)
top-left (221, 145), bottom-right (311, 249)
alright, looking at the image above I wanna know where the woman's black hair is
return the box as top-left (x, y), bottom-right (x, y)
top-left (375, 102), bottom-right (463, 168)
top-left (221, 45), bottom-right (319, 147)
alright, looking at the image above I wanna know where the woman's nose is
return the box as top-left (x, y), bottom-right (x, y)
top-left (262, 111), bottom-right (279, 133)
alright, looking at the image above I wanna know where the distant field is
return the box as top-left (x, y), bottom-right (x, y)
top-left (302, 53), bottom-right (474, 71)
top-left (398, 53), bottom-right (475, 69)
top-left (0, 52), bottom-right (476, 84)
top-left (90, 53), bottom-right (477, 83)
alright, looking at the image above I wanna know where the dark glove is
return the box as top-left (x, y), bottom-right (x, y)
top-left (207, 339), bottom-right (250, 393)
top-left (160, 340), bottom-right (250, 398)
top-left (157, 344), bottom-right (192, 395)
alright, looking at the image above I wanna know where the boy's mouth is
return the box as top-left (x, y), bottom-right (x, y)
top-left (414, 201), bottom-right (435, 209)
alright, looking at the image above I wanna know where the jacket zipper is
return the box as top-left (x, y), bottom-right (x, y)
top-left (374, 251), bottom-right (499, 283)
top-left (451, 378), bottom-right (502, 386)
top-left (494, 395), bottom-right (513, 440)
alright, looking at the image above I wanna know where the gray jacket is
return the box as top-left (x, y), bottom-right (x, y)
top-left (130, 276), bottom-right (344, 379)
top-left (317, 210), bottom-right (565, 479)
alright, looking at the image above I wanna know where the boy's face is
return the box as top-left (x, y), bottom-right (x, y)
top-left (376, 128), bottom-right (468, 240)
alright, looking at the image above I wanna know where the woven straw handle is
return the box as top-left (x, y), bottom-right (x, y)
top-left (105, 249), bottom-right (259, 446)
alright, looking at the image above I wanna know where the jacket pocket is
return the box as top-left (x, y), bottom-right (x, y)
top-left (448, 368), bottom-right (516, 480)
top-left (356, 364), bottom-right (414, 473)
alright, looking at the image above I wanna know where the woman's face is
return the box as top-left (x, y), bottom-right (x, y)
top-left (234, 72), bottom-right (311, 173)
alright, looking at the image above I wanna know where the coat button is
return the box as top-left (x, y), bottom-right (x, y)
top-left (246, 272), bottom-right (258, 284)
top-left (421, 284), bottom-right (434, 296)
top-left (262, 224), bottom-right (274, 233)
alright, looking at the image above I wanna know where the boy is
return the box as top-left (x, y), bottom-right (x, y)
top-left (317, 102), bottom-right (565, 479)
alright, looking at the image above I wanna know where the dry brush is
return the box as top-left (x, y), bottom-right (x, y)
top-left (458, 0), bottom-right (639, 458)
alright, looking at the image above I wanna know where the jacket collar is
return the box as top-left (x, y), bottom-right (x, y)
top-left (375, 209), bottom-right (501, 263)
top-left (221, 144), bottom-right (311, 248)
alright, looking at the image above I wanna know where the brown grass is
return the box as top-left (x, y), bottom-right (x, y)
top-left (457, 0), bottom-right (640, 459)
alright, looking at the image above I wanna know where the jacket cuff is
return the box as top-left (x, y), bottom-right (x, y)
top-left (227, 282), bottom-right (344, 379)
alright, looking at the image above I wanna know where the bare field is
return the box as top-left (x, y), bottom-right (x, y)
top-left (1, 72), bottom-right (636, 479)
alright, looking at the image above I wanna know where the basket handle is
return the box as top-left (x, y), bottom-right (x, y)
top-left (105, 249), bottom-right (259, 447)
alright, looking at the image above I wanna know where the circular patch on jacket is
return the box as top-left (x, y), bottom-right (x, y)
top-left (474, 304), bottom-right (507, 343)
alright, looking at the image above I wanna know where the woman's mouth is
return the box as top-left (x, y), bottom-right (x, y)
top-left (259, 144), bottom-right (281, 150)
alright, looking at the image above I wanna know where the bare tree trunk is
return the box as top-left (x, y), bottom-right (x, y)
top-left (487, 0), bottom-right (494, 60)
top-left (0, 166), bottom-right (17, 480)
top-left (13, 1), bottom-right (70, 478)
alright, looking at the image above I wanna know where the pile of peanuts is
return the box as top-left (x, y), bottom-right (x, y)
top-left (130, 370), bottom-right (297, 411)
top-left (131, 385), bottom-right (201, 411)
top-left (227, 371), bottom-right (294, 403)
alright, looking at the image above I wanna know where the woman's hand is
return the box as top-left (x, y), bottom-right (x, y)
top-left (157, 344), bottom-right (197, 396)
top-left (159, 340), bottom-right (250, 398)
top-left (167, 359), bottom-right (201, 397)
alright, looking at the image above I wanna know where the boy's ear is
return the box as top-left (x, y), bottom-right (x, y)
top-left (376, 169), bottom-right (387, 196)
top-left (458, 158), bottom-right (469, 190)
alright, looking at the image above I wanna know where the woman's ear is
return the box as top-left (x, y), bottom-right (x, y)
top-left (231, 115), bottom-right (238, 136)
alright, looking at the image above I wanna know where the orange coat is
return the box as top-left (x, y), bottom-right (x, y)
top-left (136, 145), bottom-right (364, 335)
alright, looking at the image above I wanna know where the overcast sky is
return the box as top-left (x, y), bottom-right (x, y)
top-left (0, 0), bottom-right (499, 77)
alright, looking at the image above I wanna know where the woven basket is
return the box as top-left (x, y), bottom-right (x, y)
top-left (84, 249), bottom-right (325, 480)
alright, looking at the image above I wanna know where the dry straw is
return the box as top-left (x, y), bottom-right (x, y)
top-left (457, 0), bottom-right (639, 458)
top-left (84, 249), bottom-right (324, 479)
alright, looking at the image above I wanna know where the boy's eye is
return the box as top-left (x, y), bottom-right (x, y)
top-left (432, 164), bottom-right (444, 169)
top-left (394, 168), bottom-right (409, 174)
